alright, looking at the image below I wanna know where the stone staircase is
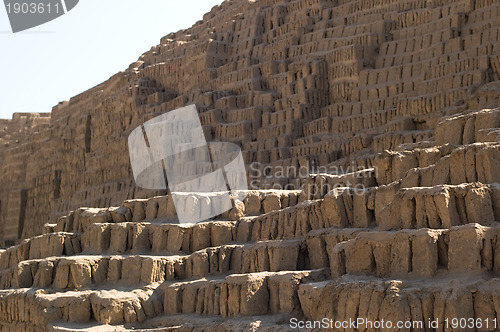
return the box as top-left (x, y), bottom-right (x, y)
top-left (0, 129), bottom-right (500, 331)
top-left (0, 106), bottom-right (500, 329)
top-left (0, 190), bottom-right (329, 331)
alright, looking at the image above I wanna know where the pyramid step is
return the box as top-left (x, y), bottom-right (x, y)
top-left (78, 199), bottom-right (332, 256)
top-left (435, 109), bottom-right (500, 146)
top-left (160, 269), bottom-right (327, 318)
top-left (79, 221), bottom-right (237, 256)
top-left (0, 271), bottom-right (327, 327)
top-left (377, 182), bottom-right (500, 230)
top-left (89, 288), bottom-right (163, 325)
top-left (10, 179), bottom-right (499, 274)
top-left (0, 232), bottom-right (81, 272)
top-left (328, 223), bottom-right (500, 279)
top-left (298, 274), bottom-right (500, 330)
top-left (98, 221), bottom-right (500, 286)
top-left (0, 286), bottom-right (162, 326)
top-left (0, 237), bottom-right (311, 291)
top-left (375, 141), bottom-right (500, 187)
top-left (55, 190), bottom-right (302, 235)
top-left (0, 254), bottom-right (185, 291)
top-left (183, 238), bottom-right (308, 280)
top-left (298, 167), bottom-right (378, 201)
top-left (321, 181), bottom-right (500, 230)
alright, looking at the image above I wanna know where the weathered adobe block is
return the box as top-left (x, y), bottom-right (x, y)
top-left (327, 223), bottom-right (500, 279)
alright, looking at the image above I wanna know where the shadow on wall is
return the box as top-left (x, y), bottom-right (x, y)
top-left (18, 189), bottom-right (27, 240)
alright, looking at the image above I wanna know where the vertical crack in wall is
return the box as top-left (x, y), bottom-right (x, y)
top-left (85, 115), bottom-right (92, 153)
top-left (54, 170), bottom-right (62, 200)
top-left (17, 189), bottom-right (27, 240)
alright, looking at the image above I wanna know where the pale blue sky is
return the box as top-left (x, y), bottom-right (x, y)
top-left (0, 0), bottom-right (224, 119)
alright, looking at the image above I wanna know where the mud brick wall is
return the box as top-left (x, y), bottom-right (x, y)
top-left (1, 0), bottom-right (500, 242)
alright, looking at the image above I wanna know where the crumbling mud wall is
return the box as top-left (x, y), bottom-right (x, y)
top-left (0, 0), bottom-right (499, 246)
top-left (0, 0), bottom-right (499, 330)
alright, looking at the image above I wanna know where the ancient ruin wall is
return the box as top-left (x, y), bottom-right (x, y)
top-left (1, 0), bottom-right (500, 242)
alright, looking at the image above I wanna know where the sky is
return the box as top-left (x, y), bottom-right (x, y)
top-left (0, 0), bottom-right (224, 119)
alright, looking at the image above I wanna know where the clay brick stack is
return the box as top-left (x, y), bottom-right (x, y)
top-left (0, 0), bottom-right (500, 330)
